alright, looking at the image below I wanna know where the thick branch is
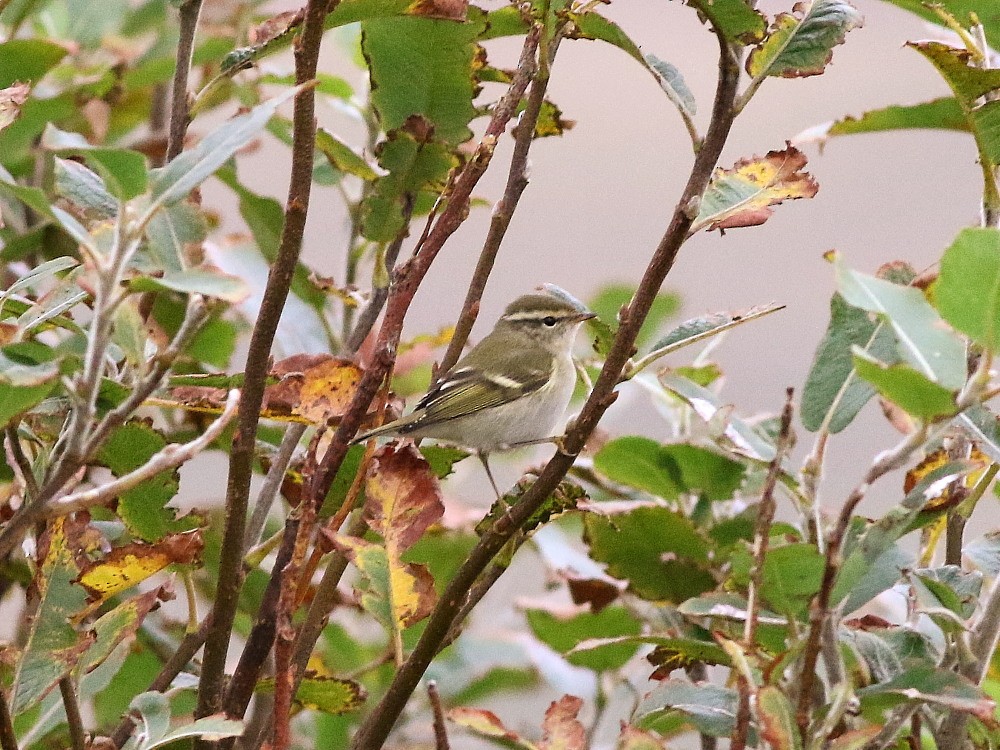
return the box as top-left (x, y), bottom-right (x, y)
top-left (347, 31), bottom-right (742, 750)
top-left (166, 0), bottom-right (204, 161)
top-left (196, 0), bottom-right (334, 722)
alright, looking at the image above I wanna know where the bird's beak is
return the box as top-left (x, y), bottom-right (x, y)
top-left (573, 311), bottom-right (597, 322)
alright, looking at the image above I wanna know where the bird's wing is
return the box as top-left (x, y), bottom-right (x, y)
top-left (412, 339), bottom-right (551, 425)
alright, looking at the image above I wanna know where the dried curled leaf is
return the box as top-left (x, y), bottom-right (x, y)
top-left (747, 0), bottom-right (863, 79)
top-left (0, 81), bottom-right (29, 133)
top-left (694, 144), bottom-right (818, 233)
top-left (903, 447), bottom-right (990, 513)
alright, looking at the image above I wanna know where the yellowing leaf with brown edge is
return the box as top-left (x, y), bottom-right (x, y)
top-left (448, 707), bottom-right (534, 748)
top-left (693, 144), bottom-right (818, 233)
top-left (255, 672), bottom-right (366, 715)
top-left (903, 447), bottom-right (990, 513)
top-left (76, 530), bottom-right (203, 603)
top-left (540, 695), bottom-right (587, 750)
top-left (0, 82), bottom-right (29, 133)
top-left (290, 356), bottom-right (364, 424)
top-left (331, 535), bottom-right (436, 630)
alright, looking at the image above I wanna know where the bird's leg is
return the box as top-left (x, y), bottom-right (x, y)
top-left (477, 451), bottom-right (502, 501)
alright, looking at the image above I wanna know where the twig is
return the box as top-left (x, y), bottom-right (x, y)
top-left (110, 617), bottom-right (213, 749)
top-left (428, 682), bottom-right (450, 750)
top-left (4, 425), bottom-right (37, 499)
top-left (861, 703), bottom-right (920, 750)
top-left (166, 0), bottom-right (204, 161)
top-left (734, 388), bottom-right (795, 750)
top-left (47, 390), bottom-right (239, 516)
top-left (345, 198), bottom-right (414, 353)
top-left (0, 690), bottom-right (18, 750)
top-left (796, 423), bottom-right (931, 739)
top-left (196, 0), bottom-right (335, 724)
top-left (435, 30), bottom-right (551, 377)
top-left (245, 423), bottom-right (306, 550)
top-left (347, 29), bottom-right (743, 750)
top-left (58, 677), bottom-right (86, 750)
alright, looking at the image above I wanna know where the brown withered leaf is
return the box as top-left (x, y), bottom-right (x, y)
top-left (616, 725), bottom-right (667, 750)
top-left (567, 576), bottom-right (623, 613)
top-left (76, 529), bottom-right (203, 603)
top-left (540, 695), bottom-right (586, 750)
top-left (448, 707), bottom-right (523, 744)
top-left (0, 82), bottom-right (29, 133)
top-left (695, 144), bottom-right (818, 232)
top-left (248, 9), bottom-right (303, 45)
top-left (406, 0), bottom-right (468, 21)
top-left (364, 442), bottom-right (444, 551)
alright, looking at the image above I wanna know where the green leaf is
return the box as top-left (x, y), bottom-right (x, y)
top-left (0, 39), bottom-right (67, 89)
top-left (53, 158), bottom-right (117, 218)
top-left (128, 268), bottom-right (249, 303)
top-left (882, 1), bottom-right (1000, 52)
top-left (149, 85), bottom-right (302, 213)
top-left (645, 53), bottom-right (696, 118)
top-left (127, 691), bottom-right (244, 750)
top-left (361, 126), bottom-right (456, 242)
top-left (11, 518), bottom-right (90, 715)
top-left (852, 349), bottom-right (957, 420)
top-left (834, 255), bottom-right (966, 389)
top-left (747, 0), bottom-right (863, 79)
top-left (256, 674), bottom-right (366, 715)
top-left (315, 127), bottom-right (380, 181)
top-left (570, 11), bottom-right (646, 66)
top-left (0, 347), bottom-right (59, 428)
top-left (659, 372), bottom-right (777, 461)
top-left (362, 15), bottom-right (482, 145)
top-left (757, 686), bottom-right (802, 750)
top-left (525, 607), bottom-right (642, 672)
top-left (913, 565), bottom-right (982, 619)
top-left (215, 164), bottom-right (325, 311)
top-left (419, 445), bottom-right (470, 479)
top-left (589, 284), bottom-right (679, 352)
top-left (643, 304), bottom-right (784, 362)
top-left (761, 543), bottom-right (824, 619)
top-left (636, 679), bottom-right (746, 739)
top-left (137, 201), bottom-right (206, 274)
top-left (909, 41), bottom-right (1000, 171)
top-left (583, 506), bottom-right (715, 603)
top-left (801, 293), bottom-right (898, 433)
top-left (42, 125), bottom-right (148, 200)
top-left (569, 635), bottom-right (730, 672)
top-left (683, 0), bottom-right (766, 44)
top-left (965, 531), bottom-right (1000, 575)
top-left (97, 422), bottom-right (191, 541)
top-left (958, 405), bottom-right (1000, 463)
top-left (799, 98), bottom-right (968, 144)
top-left (857, 664), bottom-right (994, 721)
top-left (594, 437), bottom-right (744, 501)
top-left (935, 227), bottom-right (1000, 352)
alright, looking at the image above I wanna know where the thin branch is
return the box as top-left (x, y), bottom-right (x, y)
top-left (435, 30), bottom-right (550, 377)
top-left (428, 682), bottom-right (450, 750)
top-left (245, 423), bottom-right (306, 550)
top-left (4, 425), bottom-right (37, 499)
top-left (166, 0), bottom-right (204, 161)
top-left (48, 389), bottom-right (239, 516)
top-left (345, 197), bottom-right (414, 353)
top-left (58, 677), bottom-right (86, 750)
top-left (196, 0), bottom-right (335, 723)
top-left (110, 617), bottom-right (213, 749)
top-left (0, 690), bottom-right (17, 750)
top-left (862, 703), bottom-right (920, 750)
top-left (347, 30), bottom-right (743, 750)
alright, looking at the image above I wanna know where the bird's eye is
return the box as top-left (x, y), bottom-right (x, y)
top-left (542, 316), bottom-right (557, 327)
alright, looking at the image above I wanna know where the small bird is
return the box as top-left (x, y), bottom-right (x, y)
top-left (352, 290), bottom-right (595, 497)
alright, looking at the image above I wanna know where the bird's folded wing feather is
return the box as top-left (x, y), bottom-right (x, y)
top-left (415, 344), bottom-right (550, 423)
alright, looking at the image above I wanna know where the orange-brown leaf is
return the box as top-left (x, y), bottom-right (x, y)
top-left (540, 695), bottom-right (586, 750)
top-left (364, 442), bottom-right (444, 552)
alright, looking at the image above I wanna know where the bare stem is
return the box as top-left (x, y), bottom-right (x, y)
top-left (347, 30), bottom-right (742, 750)
top-left (166, 0), bottom-right (204, 161)
top-left (4, 425), bottom-right (37, 499)
top-left (196, 0), bottom-right (335, 723)
top-left (58, 677), bottom-right (86, 750)
top-left (244, 423), bottom-right (306, 550)
top-left (0, 690), bottom-right (16, 750)
top-left (428, 682), bottom-right (450, 750)
top-left (435, 31), bottom-right (551, 377)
